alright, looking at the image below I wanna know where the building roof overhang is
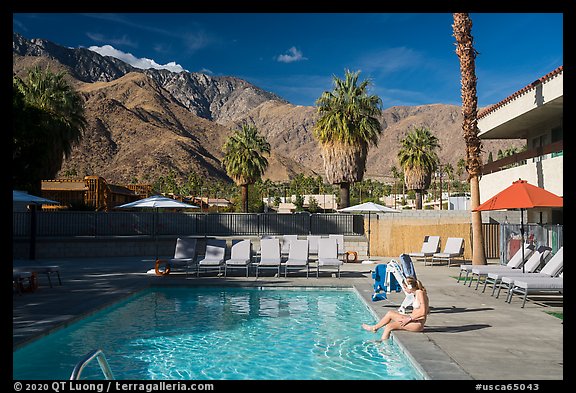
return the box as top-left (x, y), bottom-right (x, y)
top-left (478, 66), bottom-right (563, 140)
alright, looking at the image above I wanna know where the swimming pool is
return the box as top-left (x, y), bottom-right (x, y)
top-left (13, 287), bottom-right (424, 380)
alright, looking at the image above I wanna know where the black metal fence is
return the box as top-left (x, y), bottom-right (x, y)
top-left (13, 211), bottom-right (364, 238)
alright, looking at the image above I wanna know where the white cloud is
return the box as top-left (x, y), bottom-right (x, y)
top-left (87, 45), bottom-right (188, 73)
top-left (276, 47), bottom-right (307, 63)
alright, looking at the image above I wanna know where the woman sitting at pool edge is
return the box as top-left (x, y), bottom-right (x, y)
top-left (362, 277), bottom-right (429, 340)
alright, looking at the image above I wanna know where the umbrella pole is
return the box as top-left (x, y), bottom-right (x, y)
top-left (520, 208), bottom-right (525, 273)
top-left (367, 212), bottom-right (371, 259)
top-left (155, 208), bottom-right (159, 260)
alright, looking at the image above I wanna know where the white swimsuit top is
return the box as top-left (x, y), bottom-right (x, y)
top-left (412, 296), bottom-right (421, 310)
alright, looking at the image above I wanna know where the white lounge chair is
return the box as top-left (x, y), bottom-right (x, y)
top-left (256, 238), bottom-right (282, 278)
top-left (161, 237), bottom-right (197, 276)
top-left (197, 239), bottom-right (227, 276)
top-left (495, 246), bottom-right (562, 299)
top-left (284, 239), bottom-right (310, 277)
top-left (430, 237), bottom-right (464, 266)
top-left (328, 234), bottom-right (345, 258)
top-left (224, 239), bottom-right (252, 277)
top-left (316, 237), bottom-right (343, 278)
top-left (409, 235), bottom-right (440, 263)
top-left (461, 242), bottom-right (535, 286)
top-left (474, 246), bottom-right (551, 294)
top-left (506, 273), bottom-right (563, 308)
top-left (280, 235), bottom-right (299, 256)
top-left (307, 235), bottom-right (322, 258)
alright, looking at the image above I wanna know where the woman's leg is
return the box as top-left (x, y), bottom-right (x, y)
top-left (382, 320), bottom-right (424, 340)
top-left (362, 310), bottom-right (404, 332)
top-left (382, 321), bottom-right (403, 340)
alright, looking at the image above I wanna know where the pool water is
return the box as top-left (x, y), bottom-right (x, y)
top-left (13, 287), bottom-right (424, 380)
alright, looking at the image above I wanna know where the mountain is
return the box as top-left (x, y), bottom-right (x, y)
top-left (13, 32), bottom-right (522, 186)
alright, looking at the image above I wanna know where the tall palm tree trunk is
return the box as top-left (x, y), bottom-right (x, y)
top-left (241, 184), bottom-right (249, 213)
top-left (453, 13), bottom-right (487, 265)
top-left (339, 182), bottom-right (350, 209)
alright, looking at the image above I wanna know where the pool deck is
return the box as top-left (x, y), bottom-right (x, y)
top-left (13, 256), bottom-right (563, 381)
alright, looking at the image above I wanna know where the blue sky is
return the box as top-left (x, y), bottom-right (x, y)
top-left (13, 13), bottom-right (563, 109)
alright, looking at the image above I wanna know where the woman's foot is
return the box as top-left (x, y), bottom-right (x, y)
top-left (362, 323), bottom-right (377, 333)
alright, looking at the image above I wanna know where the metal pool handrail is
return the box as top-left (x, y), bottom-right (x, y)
top-left (69, 349), bottom-right (114, 380)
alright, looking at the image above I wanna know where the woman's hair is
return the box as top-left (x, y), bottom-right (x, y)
top-left (405, 277), bottom-right (426, 292)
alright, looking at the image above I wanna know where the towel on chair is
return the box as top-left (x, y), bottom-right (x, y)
top-left (399, 253), bottom-right (417, 279)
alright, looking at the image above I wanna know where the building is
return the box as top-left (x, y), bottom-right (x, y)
top-left (41, 176), bottom-right (152, 211)
top-left (477, 65), bottom-right (563, 224)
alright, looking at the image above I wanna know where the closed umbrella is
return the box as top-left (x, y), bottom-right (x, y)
top-left (473, 179), bottom-right (563, 272)
top-left (116, 195), bottom-right (198, 259)
top-left (338, 202), bottom-right (399, 261)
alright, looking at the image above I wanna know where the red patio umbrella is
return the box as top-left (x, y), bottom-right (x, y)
top-left (473, 179), bottom-right (563, 272)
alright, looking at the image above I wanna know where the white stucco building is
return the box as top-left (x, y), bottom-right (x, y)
top-left (477, 65), bottom-right (563, 224)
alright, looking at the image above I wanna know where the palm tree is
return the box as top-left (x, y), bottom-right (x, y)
top-left (222, 123), bottom-right (271, 213)
top-left (390, 165), bottom-right (404, 209)
top-left (13, 66), bottom-right (87, 194)
top-left (453, 13), bottom-right (487, 265)
top-left (443, 163), bottom-right (455, 204)
top-left (313, 69), bottom-right (383, 209)
top-left (397, 126), bottom-right (440, 209)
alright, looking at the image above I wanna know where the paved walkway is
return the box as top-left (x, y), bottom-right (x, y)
top-left (13, 256), bottom-right (563, 381)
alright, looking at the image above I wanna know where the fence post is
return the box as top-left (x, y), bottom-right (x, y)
top-left (28, 205), bottom-right (37, 260)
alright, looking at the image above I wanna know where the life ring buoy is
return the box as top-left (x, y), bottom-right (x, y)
top-left (345, 251), bottom-right (358, 263)
top-left (155, 260), bottom-right (171, 276)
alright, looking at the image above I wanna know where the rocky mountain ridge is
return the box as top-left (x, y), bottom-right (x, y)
top-left (13, 32), bottom-right (522, 185)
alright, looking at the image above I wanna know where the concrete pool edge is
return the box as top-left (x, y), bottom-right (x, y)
top-left (352, 282), bottom-right (473, 380)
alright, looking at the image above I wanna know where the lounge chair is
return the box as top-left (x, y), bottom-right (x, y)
top-left (506, 273), bottom-right (563, 308)
top-left (224, 239), bottom-right (252, 277)
top-left (328, 234), bottom-right (345, 259)
top-left (473, 246), bottom-right (551, 294)
top-left (280, 235), bottom-right (299, 256)
top-left (197, 239), bottom-right (227, 277)
top-left (159, 238), bottom-right (197, 276)
top-left (284, 239), bottom-right (310, 277)
top-left (12, 265), bottom-right (61, 288)
top-left (307, 235), bottom-right (322, 258)
top-left (494, 246), bottom-right (562, 299)
top-left (256, 238), bottom-right (282, 278)
top-left (459, 243), bottom-right (535, 286)
top-left (409, 235), bottom-right (440, 263)
top-left (316, 237), bottom-right (343, 278)
top-left (430, 237), bottom-right (464, 266)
